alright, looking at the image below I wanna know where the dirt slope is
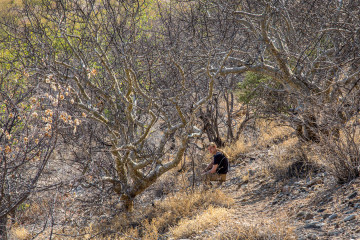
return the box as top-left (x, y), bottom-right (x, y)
top-left (194, 150), bottom-right (360, 240)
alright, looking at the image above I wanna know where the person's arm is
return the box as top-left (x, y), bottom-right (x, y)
top-left (209, 164), bottom-right (218, 173)
top-left (204, 161), bottom-right (213, 172)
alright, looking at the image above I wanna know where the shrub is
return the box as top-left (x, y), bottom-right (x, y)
top-left (320, 126), bottom-right (360, 184)
top-left (268, 145), bottom-right (321, 181)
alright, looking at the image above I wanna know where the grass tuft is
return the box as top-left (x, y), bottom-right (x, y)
top-left (170, 206), bottom-right (230, 239)
top-left (11, 226), bottom-right (30, 240)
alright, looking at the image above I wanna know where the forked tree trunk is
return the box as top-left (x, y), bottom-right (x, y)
top-left (0, 215), bottom-right (8, 240)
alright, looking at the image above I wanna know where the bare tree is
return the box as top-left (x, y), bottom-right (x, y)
top-left (0, 19), bottom-right (58, 239)
top-left (13, 0), bottom-right (232, 210)
top-left (157, 0), bottom-right (360, 141)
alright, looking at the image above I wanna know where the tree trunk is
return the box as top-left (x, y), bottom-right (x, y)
top-left (224, 90), bottom-right (234, 142)
top-left (0, 215), bottom-right (8, 240)
top-left (296, 114), bottom-right (321, 142)
top-left (121, 195), bottom-right (134, 212)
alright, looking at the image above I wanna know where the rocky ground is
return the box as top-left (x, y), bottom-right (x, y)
top-left (194, 150), bottom-right (360, 240)
top-left (12, 134), bottom-right (359, 240)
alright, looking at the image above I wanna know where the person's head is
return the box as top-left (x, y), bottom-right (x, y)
top-left (207, 142), bottom-right (217, 155)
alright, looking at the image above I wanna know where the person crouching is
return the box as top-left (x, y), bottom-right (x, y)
top-left (202, 142), bottom-right (229, 184)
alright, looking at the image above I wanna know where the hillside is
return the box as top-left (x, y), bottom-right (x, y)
top-left (152, 125), bottom-right (360, 240)
top-left (201, 147), bottom-right (360, 240)
top-left (80, 124), bottom-right (358, 239)
top-left (1, 1), bottom-right (360, 239)
top-left (4, 121), bottom-right (359, 239)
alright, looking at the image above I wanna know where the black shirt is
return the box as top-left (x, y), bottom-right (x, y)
top-left (213, 152), bottom-right (229, 174)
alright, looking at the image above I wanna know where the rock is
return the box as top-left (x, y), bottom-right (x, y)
top-left (323, 213), bottom-right (332, 220)
top-left (294, 181), bottom-right (301, 186)
top-left (304, 222), bottom-right (323, 229)
top-left (316, 172), bottom-right (326, 177)
top-left (305, 213), bottom-right (315, 220)
top-left (328, 214), bottom-right (338, 221)
top-left (328, 231), bottom-right (341, 236)
top-left (354, 203), bottom-right (360, 209)
top-left (296, 211), bottom-right (307, 219)
top-left (348, 192), bottom-right (358, 199)
top-left (282, 185), bottom-right (290, 193)
top-left (345, 209), bottom-right (356, 214)
top-left (306, 178), bottom-right (322, 187)
top-left (317, 209), bottom-right (326, 213)
top-left (344, 215), bottom-right (356, 222)
top-left (307, 234), bottom-right (319, 240)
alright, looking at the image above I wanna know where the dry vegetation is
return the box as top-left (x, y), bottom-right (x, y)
top-left (0, 0), bottom-right (20, 9)
top-left (89, 189), bottom-right (234, 240)
top-left (5, 118), bottom-right (360, 239)
top-left (1, 1), bottom-right (360, 238)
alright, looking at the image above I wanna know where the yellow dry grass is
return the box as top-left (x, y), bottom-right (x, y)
top-left (220, 218), bottom-right (296, 240)
top-left (10, 226), bottom-right (30, 240)
top-left (0, 0), bottom-right (21, 7)
top-left (159, 188), bottom-right (234, 212)
top-left (256, 120), bottom-right (294, 148)
top-left (223, 136), bottom-right (252, 162)
top-left (170, 206), bottom-right (230, 239)
top-left (89, 189), bottom-right (235, 240)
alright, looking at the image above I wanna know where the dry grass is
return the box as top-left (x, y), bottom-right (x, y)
top-left (10, 226), bottom-right (30, 240)
top-left (87, 189), bottom-right (234, 239)
top-left (220, 218), bottom-right (296, 240)
top-left (223, 136), bottom-right (252, 163)
top-left (0, 0), bottom-right (21, 9)
top-left (268, 144), bottom-right (321, 181)
top-left (262, 124), bottom-right (321, 181)
top-left (158, 188), bottom-right (234, 213)
top-left (319, 125), bottom-right (360, 183)
top-left (256, 120), bottom-right (294, 148)
top-left (170, 206), bottom-right (230, 239)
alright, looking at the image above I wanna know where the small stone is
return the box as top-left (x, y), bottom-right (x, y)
top-left (327, 196), bottom-right (333, 202)
top-left (297, 211), bottom-right (306, 219)
top-left (282, 185), bottom-right (290, 193)
top-left (323, 213), bottom-right (332, 220)
top-left (306, 178), bottom-right (322, 187)
top-left (317, 209), bottom-right (326, 213)
top-left (344, 215), bottom-right (356, 222)
top-left (307, 233), bottom-right (319, 240)
top-left (304, 222), bottom-right (323, 229)
top-left (328, 214), bottom-right (338, 221)
top-left (345, 209), bottom-right (356, 214)
top-left (328, 231), bottom-right (341, 236)
top-left (354, 203), bottom-right (360, 209)
top-left (305, 213), bottom-right (315, 220)
top-left (294, 181), bottom-right (301, 186)
top-left (348, 192), bottom-right (358, 199)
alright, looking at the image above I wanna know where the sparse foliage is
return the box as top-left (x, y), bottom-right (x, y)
top-left (0, 19), bottom-right (58, 239)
